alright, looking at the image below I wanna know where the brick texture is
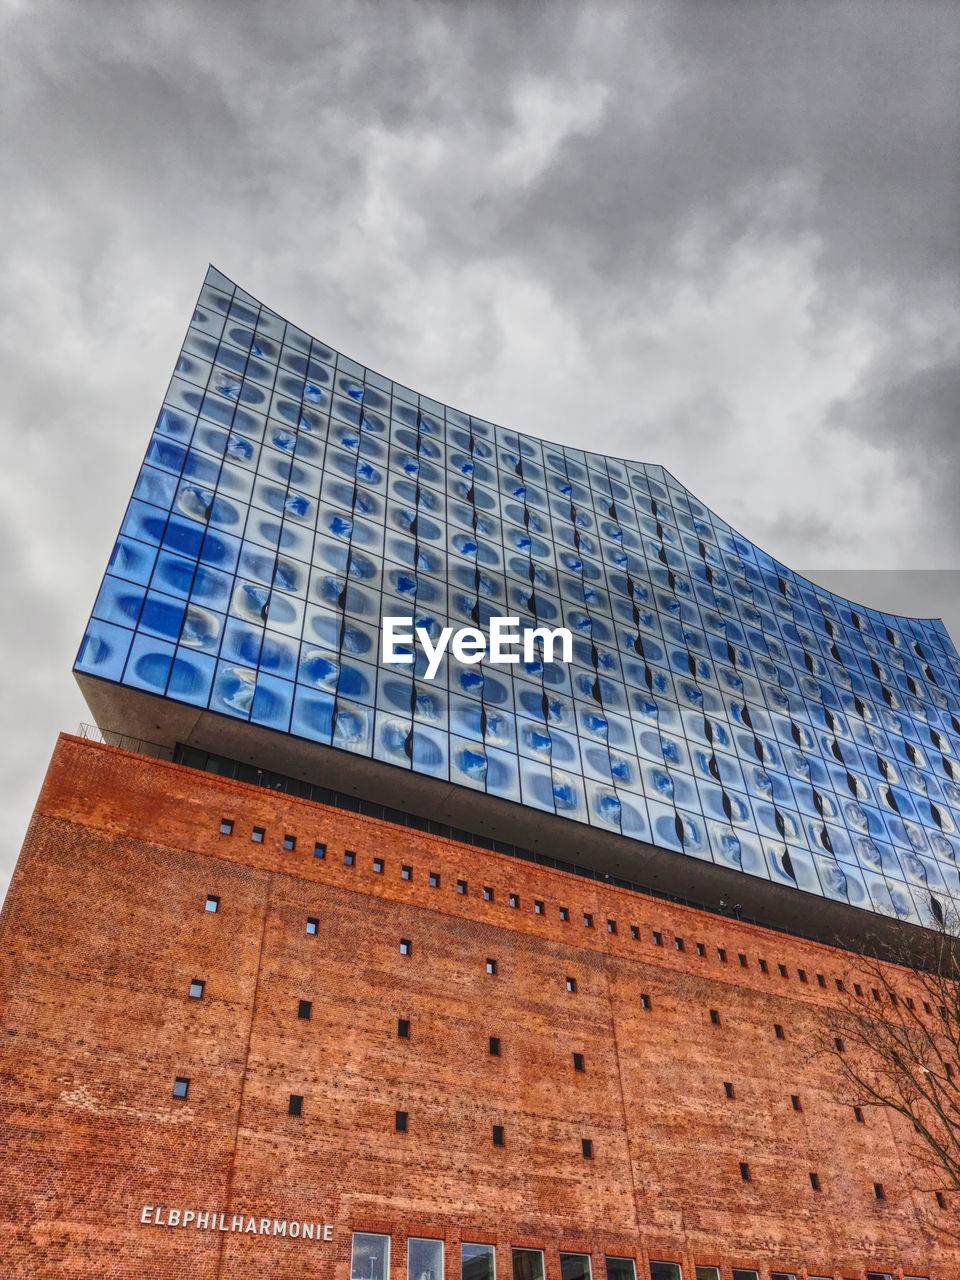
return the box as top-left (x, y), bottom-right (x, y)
top-left (0, 734), bottom-right (956, 1279)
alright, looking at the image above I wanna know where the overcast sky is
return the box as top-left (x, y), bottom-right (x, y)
top-left (1, 0), bottom-right (958, 903)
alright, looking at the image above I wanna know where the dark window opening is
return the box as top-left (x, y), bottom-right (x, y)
top-left (402, 864), bottom-right (412, 881)
top-left (483, 886), bottom-right (493, 901)
top-left (653, 931), bottom-right (663, 946)
top-left (581, 1138), bottom-right (593, 1159)
top-left (738, 953), bottom-right (747, 967)
top-left (398, 1018), bottom-right (410, 1039)
top-left (492, 1124), bottom-right (504, 1147)
top-left (486, 958), bottom-right (497, 975)
top-left (457, 878), bottom-right (467, 894)
top-left (835, 1036), bottom-right (844, 1052)
top-left (566, 976), bottom-right (577, 993)
top-left (810, 1172), bottom-right (820, 1191)
top-left (374, 857), bottom-right (384, 873)
top-left (396, 1110), bottom-right (408, 1133)
top-left (798, 969), bottom-right (807, 983)
top-left (400, 938), bottom-right (412, 956)
top-left (252, 826), bottom-right (265, 843)
top-left (724, 1081), bottom-right (735, 1098)
top-left (607, 919), bottom-right (617, 934)
top-left (344, 850), bottom-right (355, 866)
top-left (489, 1036), bottom-right (500, 1056)
top-left (430, 872), bottom-right (440, 888)
top-left (509, 892), bottom-right (519, 908)
top-left (573, 1052), bottom-right (585, 1072)
top-left (535, 900), bottom-right (544, 914)
top-left (288, 1093), bottom-right (302, 1117)
top-left (696, 942), bottom-right (706, 956)
top-left (775, 1024), bottom-right (785, 1039)
top-left (835, 978), bottom-right (845, 991)
top-left (718, 948), bottom-right (727, 962)
top-left (674, 936), bottom-right (684, 951)
top-left (710, 1009), bottom-right (721, 1025)
top-left (816, 973), bottom-right (826, 987)
top-left (874, 1181), bottom-right (885, 1200)
top-left (739, 1161), bottom-right (751, 1181)
top-left (778, 963), bottom-right (788, 977)
top-left (283, 834), bottom-right (296, 851)
top-left (854, 983), bottom-right (862, 996)
top-left (314, 841), bottom-right (326, 859)
top-left (298, 999), bottom-right (312, 1020)
top-left (583, 912), bottom-right (593, 928)
top-left (791, 1094), bottom-right (801, 1111)
top-left (559, 906), bottom-right (569, 921)
top-left (219, 819), bottom-right (234, 835)
top-left (854, 1105), bottom-right (864, 1123)
top-left (937, 1191), bottom-right (946, 1209)
top-left (758, 958), bottom-right (767, 973)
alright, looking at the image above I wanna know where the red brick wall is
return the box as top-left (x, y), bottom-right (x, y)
top-left (0, 734), bottom-right (954, 1279)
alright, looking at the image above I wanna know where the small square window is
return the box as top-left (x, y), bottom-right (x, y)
top-left (306, 916), bottom-right (319, 935)
top-left (252, 826), bottom-right (265, 843)
top-left (534, 900), bottom-right (544, 914)
top-left (173, 1077), bottom-right (190, 1099)
top-left (758, 958), bottom-right (767, 973)
top-left (630, 925), bottom-right (639, 940)
top-left (798, 968), bottom-right (807, 983)
top-left (738, 953), bottom-right (747, 967)
top-left (559, 906), bottom-right (569, 921)
top-left (724, 1081), bottom-right (735, 1099)
top-left (607, 919), bottom-right (616, 934)
top-left (778, 963), bottom-right (788, 977)
top-left (457, 878), bottom-right (467, 894)
top-left (400, 939), bottom-right (412, 956)
top-left (717, 947), bottom-right (727, 962)
top-left (774, 1024), bottom-right (785, 1039)
top-left (696, 942), bottom-right (705, 956)
top-left (283, 834), bottom-right (296, 851)
top-left (581, 1138), bottom-right (593, 1159)
top-left (298, 999), bottom-right (312, 1020)
top-left (653, 931), bottom-right (663, 946)
top-left (509, 893), bottom-right (519, 908)
top-left (566, 976), bottom-right (577, 993)
top-left (854, 1105), bottom-right (864, 1123)
top-left (583, 912), bottom-right (593, 928)
top-left (189, 979), bottom-right (205, 1000)
top-left (573, 1052), bottom-right (585, 1072)
top-left (314, 841), bottom-right (326, 859)
top-left (289, 1093), bottom-right (303, 1116)
top-left (430, 871), bottom-right (440, 888)
top-left (492, 1124), bottom-right (504, 1147)
top-left (640, 993), bottom-right (651, 1010)
top-left (219, 818), bottom-right (234, 835)
top-left (489, 1036), bottom-right (500, 1056)
top-left (874, 1181), bottom-right (885, 1200)
top-left (483, 886), bottom-right (493, 901)
top-left (398, 1018), bottom-right (410, 1038)
top-left (205, 895), bottom-right (219, 913)
top-left (373, 857), bottom-right (384, 874)
top-left (486, 958), bottom-right (497, 975)
top-left (402, 864), bottom-right (412, 881)
top-left (396, 1110), bottom-right (408, 1133)
top-left (344, 850), bottom-right (356, 867)
top-left (710, 1009), bottom-right (721, 1025)
top-left (791, 1094), bottom-right (801, 1111)
top-left (739, 1161), bottom-right (750, 1181)
top-left (810, 1171), bottom-right (820, 1191)
top-left (816, 973), bottom-right (826, 988)
top-left (674, 936), bottom-right (683, 951)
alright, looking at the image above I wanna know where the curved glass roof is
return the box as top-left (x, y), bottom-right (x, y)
top-left (76, 266), bottom-right (960, 928)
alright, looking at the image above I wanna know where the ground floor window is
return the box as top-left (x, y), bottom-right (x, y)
top-left (409, 1237), bottom-right (443, 1280)
top-left (513, 1248), bottom-right (544, 1280)
top-left (352, 1232), bottom-right (390, 1280)
top-left (606, 1257), bottom-right (637, 1280)
top-left (561, 1253), bottom-right (592, 1280)
top-left (462, 1242), bottom-right (496, 1280)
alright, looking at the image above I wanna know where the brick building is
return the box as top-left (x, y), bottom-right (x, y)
top-left (3, 267), bottom-right (960, 1275)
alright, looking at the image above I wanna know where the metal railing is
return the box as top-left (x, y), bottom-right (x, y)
top-left (77, 723), bottom-right (175, 762)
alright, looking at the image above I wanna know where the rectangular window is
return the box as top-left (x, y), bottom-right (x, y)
top-left (771, 1275), bottom-right (798, 1280)
top-left (717, 947), bottom-right (726, 962)
top-left (252, 826), bottom-right (265, 843)
top-left (836, 978), bottom-right (845, 991)
top-left (584, 912), bottom-right (593, 928)
top-left (566, 976), bottom-right (577, 993)
top-left (791, 1094), bottom-right (801, 1111)
top-left (189, 979), bottom-right (205, 999)
top-left (535, 900), bottom-right (544, 914)
top-left (298, 999), bottom-right (312, 1020)
top-left (834, 1036), bottom-right (844, 1052)
top-left (653, 931), bottom-right (663, 946)
top-left (314, 841), bottom-right (326, 859)
top-left (492, 1124), bottom-right (504, 1147)
top-left (866, 1274), bottom-right (894, 1280)
top-left (283, 834), bottom-right (296, 851)
top-left (778, 963), bottom-right (787, 977)
top-left (352, 1233), bottom-right (390, 1280)
top-left (709, 1009), bottom-right (721, 1025)
top-left (695, 1270), bottom-right (720, 1280)
top-left (288, 1093), bottom-right (303, 1116)
top-left (607, 919), bottom-right (617, 934)
top-left (650, 1266), bottom-right (682, 1280)
top-left (738, 953), bottom-right (747, 967)
top-left (560, 1253), bottom-right (592, 1280)
top-left (854, 983), bottom-right (862, 996)
top-left (462, 1243), bottom-right (496, 1280)
top-left (204, 895), bottom-right (219, 913)
top-left (798, 968), bottom-right (807, 983)
top-left (640, 994), bottom-right (651, 1010)
top-left (573, 1052), bottom-right (585, 1071)
top-left (409, 1238), bottom-right (443, 1280)
top-left (631, 925), bottom-right (640, 940)
top-left (344, 850), bottom-right (356, 866)
top-left (457, 879), bottom-right (467, 894)
top-left (430, 871), bottom-right (440, 888)
top-left (219, 818), bottom-right (233, 835)
top-left (512, 1249), bottom-right (544, 1280)
top-left (674, 936), bottom-right (683, 951)
top-left (374, 857), bottom-right (384, 874)
top-left (486, 958), bottom-right (497, 975)
top-left (483, 886), bottom-right (493, 901)
top-left (398, 1018), bottom-right (410, 1039)
top-left (873, 1181), bottom-right (885, 1200)
top-left (509, 892), bottom-right (519, 908)
top-left (758, 958), bottom-right (767, 972)
top-left (605, 1258), bottom-right (636, 1280)
top-left (559, 906), bottom-right (569, 921)
top-left (489, 1036), bottom-right (500, 1056)
top-left (774, 1024), bottom-right (785, 1039)
top-left (400, 939), bottom-right (412, 956)
top-left (816, 972), bottom-right (826, 987)
top-left (306, 916), bottom-right (319, 935)
top-left (809, 1172), bottom-right (820, 1191)
top-left (739, 1161), bottom-right (750, 1181)
top-left (854, 1105), bottom-right (864, 1122)
top-left (936, 1191), bottom-right (946, 1209)
top-left (581, 1137), bottom-right (593, 1159)
top-left (732, 1273), bottom-right (758, 1280)
top-left (402, 864), bottom-right (412, 881)
top-left (724, 1081), bottom-right (734, 1098)
top-left (173, 1077), bottom-right (189, 1098)
top-left (889, 991), bottom-right (898, 1006)
top-left (696, 942), bottom-right (705, 956)
top-left (395, 1110), bottom-right (408, 1132)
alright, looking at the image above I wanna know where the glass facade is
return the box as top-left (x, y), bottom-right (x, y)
top-left (77, 266), bottom-right (960, 927)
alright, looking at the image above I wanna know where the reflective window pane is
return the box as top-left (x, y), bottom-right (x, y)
top-left (605, 1259), bottom-right (636, 1280)
top-left (513, 1250), bottom-right (544, 1280)
top-left (351, 1232), bottom-right (390, 1280)
top-left (409, 1238), bottom-right (443, 1280)
top-left (462, 1243), bottom-right (496, 1280)
top-left (561, 1253), bottom-right (592, 1280)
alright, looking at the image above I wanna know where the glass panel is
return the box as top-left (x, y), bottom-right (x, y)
top-left (771, 1274), bottom-right (797, 1280)
top-left (408, 1238), bottom-right (443, 1280)
top-left (561, 1254), bottom-right (592, 1280)
top-left (512, 1250), bottom-right (544, 1280)
top-left (462, 1243), bottom-right (496, 1280)
top-left (351, 1232), bottom-right (390, 1280)
top-left (695, 1271), bottom-right (720, 1280)
top-left (650, 1266), bottom-right (682, 1280)
top-left (732, 1272), bottom-right (759, 1280)
top-left (605, 1259), bottom-right (636, 1280)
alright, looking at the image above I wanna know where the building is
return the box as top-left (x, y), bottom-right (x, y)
top-left (1, 265), bottom-right (957, 1277)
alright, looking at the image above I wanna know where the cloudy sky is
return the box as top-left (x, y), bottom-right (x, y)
top-left (1, 0), bottom-right (958, 902)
